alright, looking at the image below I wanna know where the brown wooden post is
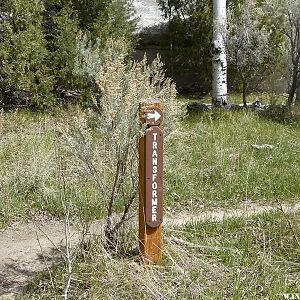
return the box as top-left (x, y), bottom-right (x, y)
top-left (139, 99), bottom-right (163, 264)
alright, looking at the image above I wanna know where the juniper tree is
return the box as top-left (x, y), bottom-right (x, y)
top-left (0, 0), bottom-right (54, 107)
top-left (44, 0), bottom-right (137, 105)
top-left (72, 0), bottom-right (137, 46)
top-left (157, 0), bottom-right (213, 90)
top-left (46, 4), bottom-right (82, 98)
top-left (0, 0), bottom-right (138, 108)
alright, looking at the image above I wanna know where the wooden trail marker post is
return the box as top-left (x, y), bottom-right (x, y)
top-left (139, 99), bottom-right (163, 264)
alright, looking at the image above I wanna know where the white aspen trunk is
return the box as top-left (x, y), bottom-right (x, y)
top-left (212, 0), bottom-right (228, 106)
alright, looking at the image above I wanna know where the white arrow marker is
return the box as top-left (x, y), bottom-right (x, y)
top-left (147, 110), bottom-right (161, 122)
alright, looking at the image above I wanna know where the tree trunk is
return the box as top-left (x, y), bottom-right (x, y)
top-left (296, 78), bottom-right (300, 104)
top-left (287, 64), bottom-right (298, 109)
top-left (212, 0), bottom-right (227, 106)
top-left (242, 81), bottom-right (247, 107)
top-left (168, 1), bottom-right (174, 78)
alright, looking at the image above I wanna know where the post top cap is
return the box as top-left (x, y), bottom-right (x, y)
top-left (140, 98), bottom-right (161, 104)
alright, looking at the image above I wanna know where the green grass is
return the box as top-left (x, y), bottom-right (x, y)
top-left (1, 96), bottom-right (300, 227)
top-left (1, 97), bottom-right (299, 298)
top-left (0, 108), bottom-right (106, 227)
top-left (170, 209), bottom-right (300, 299)
top-left (165, 100), bottom-right (300, 211)
top-left (24, 210), bottom-right (300, 299)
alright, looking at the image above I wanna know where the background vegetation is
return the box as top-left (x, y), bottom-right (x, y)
top-left (0, 0), bottom-right (137, 108)
top-left (0, 0), bottom-right (300, 299)
top-left (1, 96), bottom-right (299, 229)
top-left (157, 0), bottom-right (300, 106)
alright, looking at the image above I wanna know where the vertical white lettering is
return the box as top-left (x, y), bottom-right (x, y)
top-left (152, 198), bottom-right (157, 206)
top-left (149, 130), bottom-right (161, 224)
top-left (152, 150), bottom-right (157, 158)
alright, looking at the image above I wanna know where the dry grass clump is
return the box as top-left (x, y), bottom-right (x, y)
top-left (26, 231), bottom-right (227, 299)
top-left (0, 110), bottom-right (58, 225)
top-left (80, 239), bottom-right (226, 300)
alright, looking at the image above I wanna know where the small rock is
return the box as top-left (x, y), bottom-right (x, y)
top-left (250, 100), bottom-right (263, 108)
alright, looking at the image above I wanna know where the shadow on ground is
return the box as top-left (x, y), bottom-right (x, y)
top-left (0, 247), bottom-right (62, 296)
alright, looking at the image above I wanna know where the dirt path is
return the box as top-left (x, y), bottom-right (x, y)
top-left (1, 202), bottom-right (300, 298)
top-left (0, 220), bottom-right (75, 298)
top-left (165, 202), bottom-right (300, 226)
